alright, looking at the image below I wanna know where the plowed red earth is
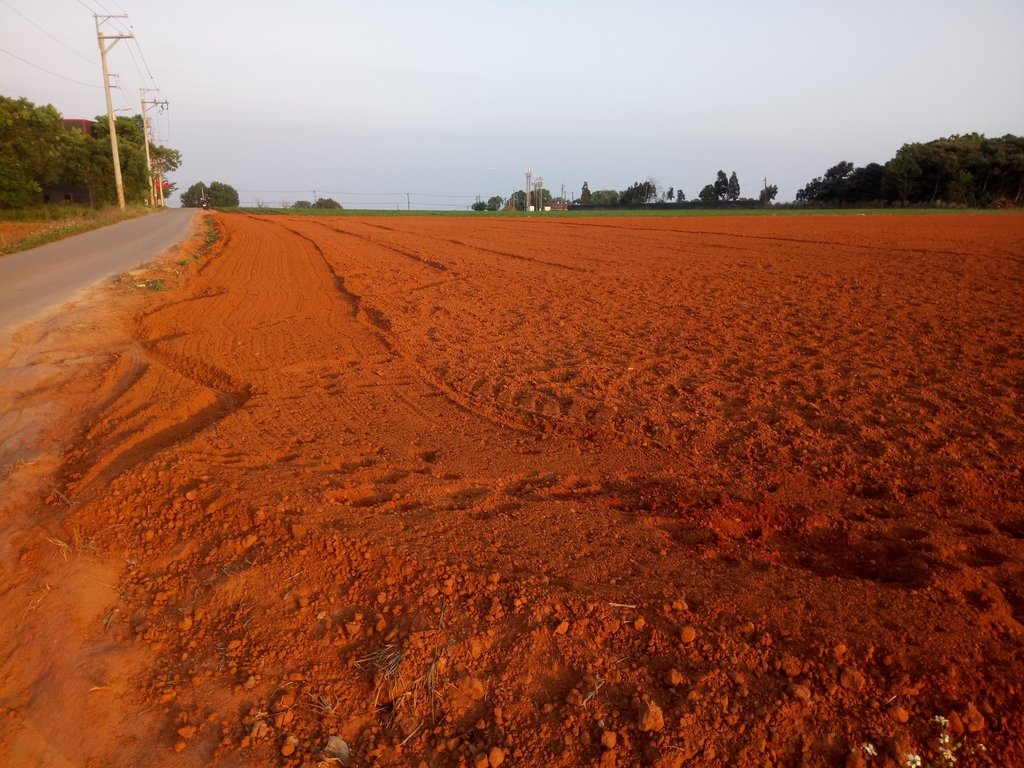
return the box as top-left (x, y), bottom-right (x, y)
top-left (1, 213), bottom-right (1023, 768)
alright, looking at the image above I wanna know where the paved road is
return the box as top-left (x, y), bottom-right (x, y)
top-left (0, 208), bottom-right (196, 345)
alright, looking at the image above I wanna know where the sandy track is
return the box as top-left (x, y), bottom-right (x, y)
top-left (1, 212), bottom-right (1022, 767)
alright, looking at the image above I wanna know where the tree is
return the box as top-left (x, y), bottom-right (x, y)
top-left (666, 187), bottom-right (675, 202)
top-left (313, 197), bottom-right (341, 209)
top-left (884, 147), bottom-right (923, 207)
top-left (580, 181), bottom-right (591, 205)
top-left (486, 195), bottom-right (504, 211)
top-left (758, 184), bottom-right (778, 204)
top-left (509, 190), bottom-right (527, 210)
top-left (86, 114), bottom-right (151, 206)
top-left (713, 170), bottom-right (729, 200)
top-left (726, 171), bottom-right (740, 201)
top-left (589, 189), bottom-right (619, 206)
top-left (150, 144), bottom-right (182, 200)
top-left (292, 200), bottom-right (312, 209)
top-left (181, 180), bottom-right (239, 208)
top-left (699, 184), bottom-right (718, 204)
top-left (0, 96), bottom-right (70, 207)
top-left (619, 180), bottom-right (657, 206)
top-left (180, 182), bottom-right (206, 207)
top-left (471, 201), bottom-right (487, 211)
top-left (676, 188), bottom-right (686, 201)
top-left (0, 95), bottom-right (184, 209)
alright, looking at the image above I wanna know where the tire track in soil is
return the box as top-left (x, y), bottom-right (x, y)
top-left (29, 212), bottom-right (1024, 768)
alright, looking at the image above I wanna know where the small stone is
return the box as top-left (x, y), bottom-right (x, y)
top-left (781, 654), bottom-right (802, 678)
top-left (227, 639), bottom-right (242, 651)
top-left (173, 740), bottom-right (187, 752)
top-left (839, 667), bottom-right (865, 691)
top-left (473, 752), bottom-right (489, 768)
top-left (666, 668), bottom-right (684, 687)
top-left (962, 702), bottom-right (985, 732)
top-left (680, 626), bottom-right (697, 644)
top-left (600, 730), bottom-right (618, 750)
top-left (554, 620), bottom-right (569, 636)
top-left (634, 617), bottom-right (646, 631)
top-left (458, 676), bottom-right (486, 702)
top-left (791, 684), bottom-right (811, 702)
top-left (889, 706), bottom-right (909, 723)
top-left (947, 711), bottom-right (965, 735)
top-left (637, 697), bottom-right (665, 732)
top-left (488, 746), bottom-right (506, 766)
top-left (177, 725), bottom-right (197, 739)
top-left (242, 533), bottom-right (258, 549)
top-left (281, 735), bottom-right (299, 756)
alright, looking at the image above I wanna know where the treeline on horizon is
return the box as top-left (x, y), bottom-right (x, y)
top-left (484, 133), bottom-right (1023, 211)
top-left (795, 134), bottom-right (1024, 208)
top-left (4, 93), bottom-right (1021, 212)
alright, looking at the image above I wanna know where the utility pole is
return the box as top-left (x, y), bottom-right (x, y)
top-left (141, 90), bottom-right (168, 207)
top-left (525, 168), bottom-right (532, 211)
top-left (536, 176), bottom-right (544, 210)
top-left (95, 15), bottom-right (132, 212)
top-left (406, 192), bottom-right (410, 211)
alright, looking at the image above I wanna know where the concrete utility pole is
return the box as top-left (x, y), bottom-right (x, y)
top-left (525, 168), bottom-right (533, 211)
top-left (96, 15), bottom-right (132, 212)
top-left (141, 90), bottom-right (168, 207)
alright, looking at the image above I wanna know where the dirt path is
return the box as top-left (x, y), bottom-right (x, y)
top-left (1, 212), bottom-right (1022, 767)
top-left (0, 208), bottom-right (196, 348)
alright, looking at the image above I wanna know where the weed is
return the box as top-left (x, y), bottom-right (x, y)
top-left (26, 583), bottom-right (51, 611)
top-left (853, 714), bottom-right (988, 767)
top-left (45, 536), bottom-right (71, 560)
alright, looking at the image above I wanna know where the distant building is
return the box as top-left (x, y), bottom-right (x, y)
top-left (42, 119), bottom-right (96, 206)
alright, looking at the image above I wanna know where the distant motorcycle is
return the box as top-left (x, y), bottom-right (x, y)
top-left (201, 197), bottom-right (210, 210)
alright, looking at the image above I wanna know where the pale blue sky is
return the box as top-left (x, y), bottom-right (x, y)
top-left (3, 0), bottom-right (1023, 206)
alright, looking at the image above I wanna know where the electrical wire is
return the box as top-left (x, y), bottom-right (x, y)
top-left (129, 34), bottom-right (158, 87)
top-left (0, 45), bottom-right (102, 88)
top-left (1, 0), bottom-right (96, 65)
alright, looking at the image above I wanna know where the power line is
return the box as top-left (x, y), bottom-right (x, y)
top-left (0, 45), bottom-right (102, 87)
top-left (1, 0), bottom-right (95, 64)
top-left (129, 34), bottom-right (158, 86)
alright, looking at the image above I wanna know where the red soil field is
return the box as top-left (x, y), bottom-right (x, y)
top-left (1, 212), bottom-right (1022, 768)
top-left (0, 221), bottom-right (55, 251)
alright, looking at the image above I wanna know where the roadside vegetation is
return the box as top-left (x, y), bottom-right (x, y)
top-left (0, 94), bottom-right (183, 253)
top-left (0, 205), bottom-right (148, 255)
top-left (0, 95), bottom-right (181, 210)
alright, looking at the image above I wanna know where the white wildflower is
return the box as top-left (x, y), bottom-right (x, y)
top-left (905, 755), bottom-right (923, 768)
top-left (862, 742), bottom-right (878, 757)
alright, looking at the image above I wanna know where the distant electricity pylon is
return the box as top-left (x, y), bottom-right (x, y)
top-left (141, 89), bottom-right (168, 207)
top-left (525, 168), bottom-right (532, 211)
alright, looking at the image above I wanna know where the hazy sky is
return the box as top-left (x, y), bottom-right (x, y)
top-left (3, 0), bottom-right (1023, 207)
